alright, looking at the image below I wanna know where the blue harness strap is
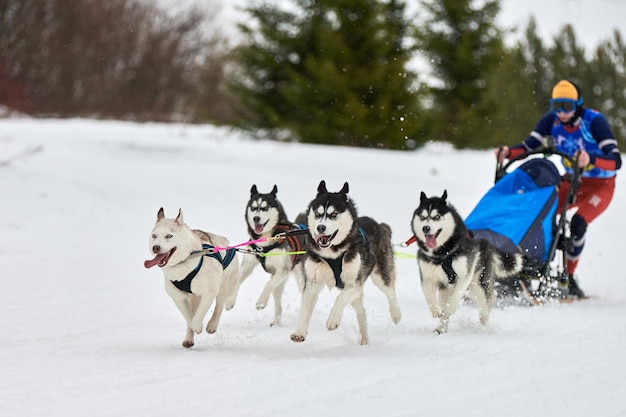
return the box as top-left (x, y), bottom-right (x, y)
top-left (203, 244), bottom-right (236, 270)
top-left (358, 227), bottom-right (367, 247)
top-left (171, 244), bottom-right (236, 293)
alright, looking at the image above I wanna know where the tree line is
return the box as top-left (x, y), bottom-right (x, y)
top-left (0, 0), bottom-right (233, 123)
top-left (1, 0), bottom-right (625, 149)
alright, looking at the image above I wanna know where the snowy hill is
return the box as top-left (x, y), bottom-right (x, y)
top-left (1, 119), bottom-right (624, 417)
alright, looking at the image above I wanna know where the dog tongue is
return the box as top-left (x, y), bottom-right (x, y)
top-left (425, 235), bottom-right (437, 249)
top-left (254, 224), bottom-right (264, 234)
top-left (144, 253), bottom-right (168, 268)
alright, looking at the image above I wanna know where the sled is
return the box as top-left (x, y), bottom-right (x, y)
top-left (465, 145), bottom-right (584, 306)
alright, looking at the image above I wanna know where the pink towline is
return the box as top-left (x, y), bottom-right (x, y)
top-left (211, 237), bottom-right (268, 252)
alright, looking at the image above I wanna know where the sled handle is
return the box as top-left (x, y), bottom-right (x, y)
top-left (494, 145), bottom-right (580, 185)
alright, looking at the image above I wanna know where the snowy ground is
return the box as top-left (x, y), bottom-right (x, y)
top-left (1, 119), bottom-right (625, 417)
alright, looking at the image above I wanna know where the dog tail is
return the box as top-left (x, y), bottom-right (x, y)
top-left (492, 249), bottom-right (525, 281)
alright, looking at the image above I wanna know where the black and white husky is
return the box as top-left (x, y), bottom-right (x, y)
top-left (239, 185), bottom-right (307, 326)
top-left (290, 180), bottom-right (402, 345)
top-left (145, 208), bottom-right (240, 348)
top-left (411, 191), bottom-right (524, 334)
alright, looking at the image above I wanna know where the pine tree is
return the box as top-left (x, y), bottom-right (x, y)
top-left (587, 32), bottom-right (626, 141)
top-left (479, 18), bottom-right (547, 148)
top-left (413, 0), bottom-right (505, 148)
top-left (229, 0), bottom-right (423, 149)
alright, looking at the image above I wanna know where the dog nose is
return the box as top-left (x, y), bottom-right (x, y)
top-left (422, 225), bottom-right (430, 234)
top-left (152, 245), bottom-right (161, 253)
top-left (253, 216), bottom-right (260, 223)
top-left (317, 224), bottom-right (326, 233)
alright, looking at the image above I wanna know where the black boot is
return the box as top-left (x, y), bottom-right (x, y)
top-left (568, 275), bottom-right (586, 298)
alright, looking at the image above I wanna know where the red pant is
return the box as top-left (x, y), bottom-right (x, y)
top-left (557, 176), bottom-right (616, 274)
top-left (558, 176), bottom-right (616, 224)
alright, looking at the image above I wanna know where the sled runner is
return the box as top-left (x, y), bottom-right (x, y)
top-left (465, 145), bottom-right (585, 305)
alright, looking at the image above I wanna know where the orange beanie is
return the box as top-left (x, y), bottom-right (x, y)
top-left (552, 80), bottom-right (579, 100)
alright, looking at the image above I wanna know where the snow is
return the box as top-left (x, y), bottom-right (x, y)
top-left (1, 118), bottom-right (625, 417)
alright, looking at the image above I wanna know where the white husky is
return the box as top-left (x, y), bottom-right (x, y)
top-left (144, 208), bottom-right (240, 348)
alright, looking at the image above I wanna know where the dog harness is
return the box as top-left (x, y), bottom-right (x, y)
top-left (422, 244), bottom-right (461, 284)
top-left (251, 223), bottom-right (307, 271)
top-left (430, 256), bottom-right (458, 284)
top-left (321, 227), bottom-right (368, 289)
top-left (171, 244), bottom-right (236, 293)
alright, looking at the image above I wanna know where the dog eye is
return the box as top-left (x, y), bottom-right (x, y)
top-left (260, 207), bottom-right (269, 212)
top-left (166, 234), bottom-right (173, 239)
top-left (314, 212), bottom-right (323, 219)
top-left (419, 215), bottom-right (426, 221)
top-left (329, 212), bottom-right (338, 219)
top-left (152, 234), bottom-right (157, 239)
top-left (432, 215), bottom-right (441, 220)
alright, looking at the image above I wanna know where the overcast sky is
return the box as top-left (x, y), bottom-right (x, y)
top-left (497, 0), bottom-right (626, 50)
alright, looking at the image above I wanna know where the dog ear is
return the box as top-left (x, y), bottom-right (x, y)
top-left (340, 182), bottom-right (349, 195)
top-left (420, 191), bottom-right (427, 202)
top-left (317, 180), bottom-right (327, 195)
top-left (250, 185), bottom-right (258, 196)
top-left (157, 207), bottom-right (165, 220)
top-left (176, 208), bottom-right (184, 225)
top-left (441, 190), bottom-right (448, 202)
top-left (271, 184), bottom-right (278, 196)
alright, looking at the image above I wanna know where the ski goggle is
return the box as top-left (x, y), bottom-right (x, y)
top-left (549, 98), bottom-right (578, 114)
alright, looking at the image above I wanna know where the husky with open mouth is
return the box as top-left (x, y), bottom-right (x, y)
top-left (411, 191), bottom-right (525, 334)
top-left (290, 180), bottom-right (401, 345)
top-left (144, 208), bottom-right (240, 348)
top-left (239, 185), bottom-right (307, 326)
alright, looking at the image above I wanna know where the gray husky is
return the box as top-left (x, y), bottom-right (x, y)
top-left (239, 185), bottom-right (307, 326)
top-left (145, 208), bottom-right (240, 348)
top-left (290, 180), bottom-right (401, 345)
top-left (411, 191), bottom-right (524, 334)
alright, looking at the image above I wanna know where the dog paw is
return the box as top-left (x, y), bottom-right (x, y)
top-left (182, 339), bottom-right (194, 348)
top-left (433, 325), bottom-right (448, 335)
top-left (359, 336), bottom-right (369, 346)
top-left (326, 317), bottom-right (340, 331)
top-left (206, 323), bottom-right (218, 334)
top-left (190, 320), bottom-right (203, 334)
top-left (256, 293), bottom-right (271, 310)
top-left (290, 333), bottom-right (306, 343)
top-left (326, 308), bottom-right (343, 330)
top-left (390, 307), bottom-right (402, 324)
top-left (270, 319), bottom-right (281, 327)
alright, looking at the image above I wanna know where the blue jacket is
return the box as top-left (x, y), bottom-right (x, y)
top-left (512, 109), bottom-right (621, 178)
